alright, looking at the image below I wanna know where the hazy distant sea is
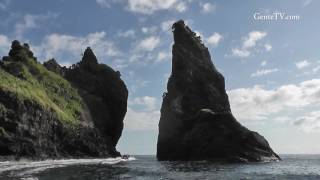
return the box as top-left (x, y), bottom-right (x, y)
top-left (0, 154), bottom-right (320, 180)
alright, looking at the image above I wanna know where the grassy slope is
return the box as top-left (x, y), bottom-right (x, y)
top-left (0, 49), bottom-right (83, 125)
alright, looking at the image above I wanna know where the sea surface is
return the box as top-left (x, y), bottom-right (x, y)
top-left (0, 155), bottom-right (320, 180)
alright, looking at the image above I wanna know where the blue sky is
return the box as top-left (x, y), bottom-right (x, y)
top-left (1, 0), bottom-right (320, 155)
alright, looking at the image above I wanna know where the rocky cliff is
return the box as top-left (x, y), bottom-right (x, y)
top-left (63, 47), bottom-right (128, 147)
top-left (0, 40), bottom-right (128, 159)
top-left (157, 20), bottom-right (280, 162)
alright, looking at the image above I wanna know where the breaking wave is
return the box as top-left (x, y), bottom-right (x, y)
top-left (0, 156), bottom-right (135, 179)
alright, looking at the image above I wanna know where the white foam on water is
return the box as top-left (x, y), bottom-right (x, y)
top-left (20, 178), bottom-right (38, 180)
top-left (0, 156), bottom-right (136, 178)
top-left (128, 156), bottom-right (136, 161)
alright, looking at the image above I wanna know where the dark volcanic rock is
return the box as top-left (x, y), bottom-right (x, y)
top-left (0, 41), bottom-right (127, 159)
top-left (0, 91), bottom-right (112, 159)
top-left (64, 47), bottom-right (128, 147)
top-left (44, 47), bottom-right (128, 154)
top-left (8, 40), bottom-right (35, 61)
top-left (43, 58), bottom-right (66, 76)
top-left (157, 20), bottom-right (280, 162)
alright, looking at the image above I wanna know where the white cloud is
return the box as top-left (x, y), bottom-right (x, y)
top-left (128, 53), bottom-right (143, 63)
top-left (194, 30), bottom-right (203, 39)
top-left (131, 96), bottom-right (157, 111)
top-left (129, 79), bottom-right (150, 92)
top-left (243, 31), bottom-right (267, 49)
top-left (14, 13), bottom-right (58, 38)
top-left (96, 0), bottom-right (189, 14)
top-left (141, 26), bottom-right (158, 34)
top-left (15, 15), bottom-right (37, 37)
top-left (232, 31), bottom-right (268, 58)
top-left (294, 111), bottom-right (320, 132)
top-left (96, 0), bottom-right (111, 7)
top-left (34, 31), bottom-right (120, 62)
top-left (206, 32), bottom-right (222, 47)
top-left (161, 20), bottom-right (175, 32)
top-left (0, 34), bottom-right (10, 56)
top-left (274, 116), bottom-right (291, 123)
top-left (251, 68), bottom-right (279, 77)
top-left (59, 62), bottom-right (72, 68)
top-left (136, 36), bottom-right (160, 51)
top-left (313, 65), bottom-right (320, 73)
top-left (200, 2), bottom-right (216, 13)
top-left (125, 71), bottom-right (151, 92)
top-left (175, 1), bottom-right (187, 12)
top-left (124, 96), bottom-right (160, 130)
top-left (295, 60), bottom-right (310, 69)
top-left (124, 108), bottom-right (160, 130)
top-left (118, 29), bottom-right (136, 38)
top-left (0, 0), bottom-right (10, 10)
top-left (231, 48), bottom-right (250, 58)
top-left (261, 60), bottom-right (267, 66)
top-left (264, 43), bottom-right (272, 51)
top-left (156, 51), bottom-right (170, 63)
top-left (303, 0), bottom-right (313, 7)
top-left (112, 58), bottom-right (129, 69)
top-left (228, 79), bottom-right (320, 122)
top-left (127, 0), bottom-right (187, 14)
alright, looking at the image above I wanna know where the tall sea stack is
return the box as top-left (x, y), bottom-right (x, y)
top-left (157, 20), bottom-right (280, 162)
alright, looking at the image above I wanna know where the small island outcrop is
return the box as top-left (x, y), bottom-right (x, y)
top-left (157, 20), bottom-right (280, 162)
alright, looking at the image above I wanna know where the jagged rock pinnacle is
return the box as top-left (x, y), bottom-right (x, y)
top-left (80, 47), bottom-right (98, 70)
top-left (8, 40), bottom-right (34, 60)
top-left (172, 20), bottom-right (205, 48)
top-left (157, 20), bottom-right (280, 162)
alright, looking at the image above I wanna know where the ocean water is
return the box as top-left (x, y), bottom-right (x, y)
top-left (0, 155), bottom-right (320, 180)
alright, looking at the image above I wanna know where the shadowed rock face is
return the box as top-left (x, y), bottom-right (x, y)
top-left (64, 47), bottom-right (128, 147)
top-left (157, 20), bottom-right (280, 162)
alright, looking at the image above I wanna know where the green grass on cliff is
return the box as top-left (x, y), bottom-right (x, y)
top-left (0, 52), bottom-right (83, 125)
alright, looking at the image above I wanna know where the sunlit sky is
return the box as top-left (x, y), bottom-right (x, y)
top-left (0, 0), bottom-right (320, 155)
